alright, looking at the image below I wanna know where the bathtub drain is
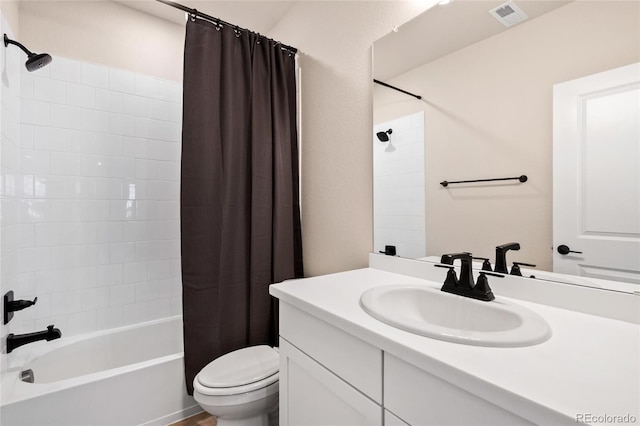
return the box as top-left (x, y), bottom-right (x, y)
top-left (20, 369), bottom-right (34, 383)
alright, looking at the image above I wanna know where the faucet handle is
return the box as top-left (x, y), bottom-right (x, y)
top-left (7, 296), bottom-right (37, 311)
top-left (510, 262), bottom-right (537, 276)
top-left (434, 264), bottom-right (459, 288)
top-left (4, 292), bottom-right (38, 325)
top-left (479, 271), bottom-right (505, 278)
top-left (473, 271), bottom-right (503, 301)
top-left (472, 257), bottom-right (492, 271)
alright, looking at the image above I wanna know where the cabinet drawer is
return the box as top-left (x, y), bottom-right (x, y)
top-left (279, 302), bottom-right (382, 403)
top-left (384, 354), bottom-right (534, 426)
top-left (279, 339), bottom-right (382, 426)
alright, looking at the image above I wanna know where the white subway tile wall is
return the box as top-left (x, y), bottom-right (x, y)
top-left (2, 15), bottom-right (24, 362)
top-left (373, 112), bottom-right (426, 259)
top-left (1, 44), bottom-right (183, 350)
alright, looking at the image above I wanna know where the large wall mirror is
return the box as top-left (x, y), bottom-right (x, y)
top-left (373, 0), bottom-right (639, 292)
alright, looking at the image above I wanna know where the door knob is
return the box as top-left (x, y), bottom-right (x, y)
top-left (557, 245), bottom-right (583, 255)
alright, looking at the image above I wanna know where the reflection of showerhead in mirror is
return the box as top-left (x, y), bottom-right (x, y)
top-left (4, 34), bottom-right (53, 72)
top-left (376, 129), bottom-right (392, 142)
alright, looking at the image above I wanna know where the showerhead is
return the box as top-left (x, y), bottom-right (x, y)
top-left (4, 34), bottom-right (52, 72)
top-left (376, 129), bottom-right (392, 142)
top-left (25, 53), bottom-right (52, 72)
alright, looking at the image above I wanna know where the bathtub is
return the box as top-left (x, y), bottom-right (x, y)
top-left (0, 316), bottom-right (201, 425)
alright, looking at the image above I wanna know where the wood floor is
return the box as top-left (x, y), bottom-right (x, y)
top-left (169, 411), bottom-right (216, 426)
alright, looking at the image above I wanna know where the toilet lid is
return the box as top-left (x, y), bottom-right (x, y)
top-left (197, 345), bottom-right (279, 388)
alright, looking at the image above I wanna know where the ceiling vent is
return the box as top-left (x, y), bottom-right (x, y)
top-left (489, 1), bottom-right (528, 27)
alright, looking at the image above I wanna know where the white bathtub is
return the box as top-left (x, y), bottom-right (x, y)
top-left (0, 316), bottom-right (201, 425)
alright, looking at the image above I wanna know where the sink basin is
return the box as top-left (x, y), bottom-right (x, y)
top-left (360, 284), bottom-right (551, 347)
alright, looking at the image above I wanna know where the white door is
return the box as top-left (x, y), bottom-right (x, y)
top-left (553, 62), bottom-right (640, 284)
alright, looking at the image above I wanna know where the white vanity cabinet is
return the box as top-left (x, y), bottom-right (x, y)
top-left (278, 303), bottom-right (383, 425)
top-left (277, 303), bottom-right (531, 426)
top-left (272, 265), bottom-right (640, 426)
top-left (384, 354), bottom-right (534, 426)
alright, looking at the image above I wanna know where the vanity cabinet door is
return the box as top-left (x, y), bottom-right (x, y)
top-left (279, 339), bottom-right (382, 426)
top-left (279, 302), bottom-right (383, 403)
top-left (385, 354), bottom-right (534, 426)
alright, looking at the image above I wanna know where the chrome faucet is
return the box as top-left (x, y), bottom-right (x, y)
top-left (6, 325), bottom-right (61, 353)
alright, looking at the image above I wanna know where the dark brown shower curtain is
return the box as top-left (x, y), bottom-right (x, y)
top-left (180, 17), bottom-right (303, 395)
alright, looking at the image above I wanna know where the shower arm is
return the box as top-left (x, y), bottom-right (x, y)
top-left (3, 34), bottom-right (36, 57)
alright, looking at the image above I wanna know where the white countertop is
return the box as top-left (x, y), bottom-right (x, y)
top-left (270, 267), bottom-right (640, 425)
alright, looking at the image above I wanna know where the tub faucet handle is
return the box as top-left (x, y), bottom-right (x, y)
top-left (4, 291), bottom-right (38, 325)
top-left (9, 296), bottom-right (37, 311)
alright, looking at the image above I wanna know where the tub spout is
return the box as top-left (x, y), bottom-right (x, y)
top-left (6, 325), bottom-right (61, 353)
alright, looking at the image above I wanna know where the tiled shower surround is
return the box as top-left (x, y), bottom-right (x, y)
top-left (373, 112), bottom-right (425, 259)
top-left (1, 45), bottom-right (183, 343)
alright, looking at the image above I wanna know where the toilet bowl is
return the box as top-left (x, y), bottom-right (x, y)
top-left (193, 345), bottom-right (280, 426)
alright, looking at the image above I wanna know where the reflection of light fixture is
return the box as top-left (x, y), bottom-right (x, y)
top-left (438, 0), bottom-right (452, 5)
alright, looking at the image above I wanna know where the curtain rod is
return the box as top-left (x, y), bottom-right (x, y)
top-left (373, 79), bottom-right (422, 100)
top-left (156, 0), bottom-right (297, 54)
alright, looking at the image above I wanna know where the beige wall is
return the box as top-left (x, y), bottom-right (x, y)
top-left (18, 1), bottom-right (184, 81)
top-left (374, 1), bottom-right (640, 271)
top-left (0, 1), bottom-right (20, 35)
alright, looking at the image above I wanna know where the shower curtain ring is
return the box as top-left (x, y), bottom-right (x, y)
top-left (189, 10), bottom-right (197, 21)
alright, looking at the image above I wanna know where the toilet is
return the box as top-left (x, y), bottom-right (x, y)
top-left (193, 345), bottom-right (280, 426)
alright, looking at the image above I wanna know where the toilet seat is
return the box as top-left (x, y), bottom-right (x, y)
top-left (195, 345), bottom-right (279, 396)
top-left (195, 372), bottom-right (279, 396)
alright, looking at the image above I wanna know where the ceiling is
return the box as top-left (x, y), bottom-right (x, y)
top-left (374, 0), bottom-right (571, 81)
top-left (114, 0), bottom-right (297, 34)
